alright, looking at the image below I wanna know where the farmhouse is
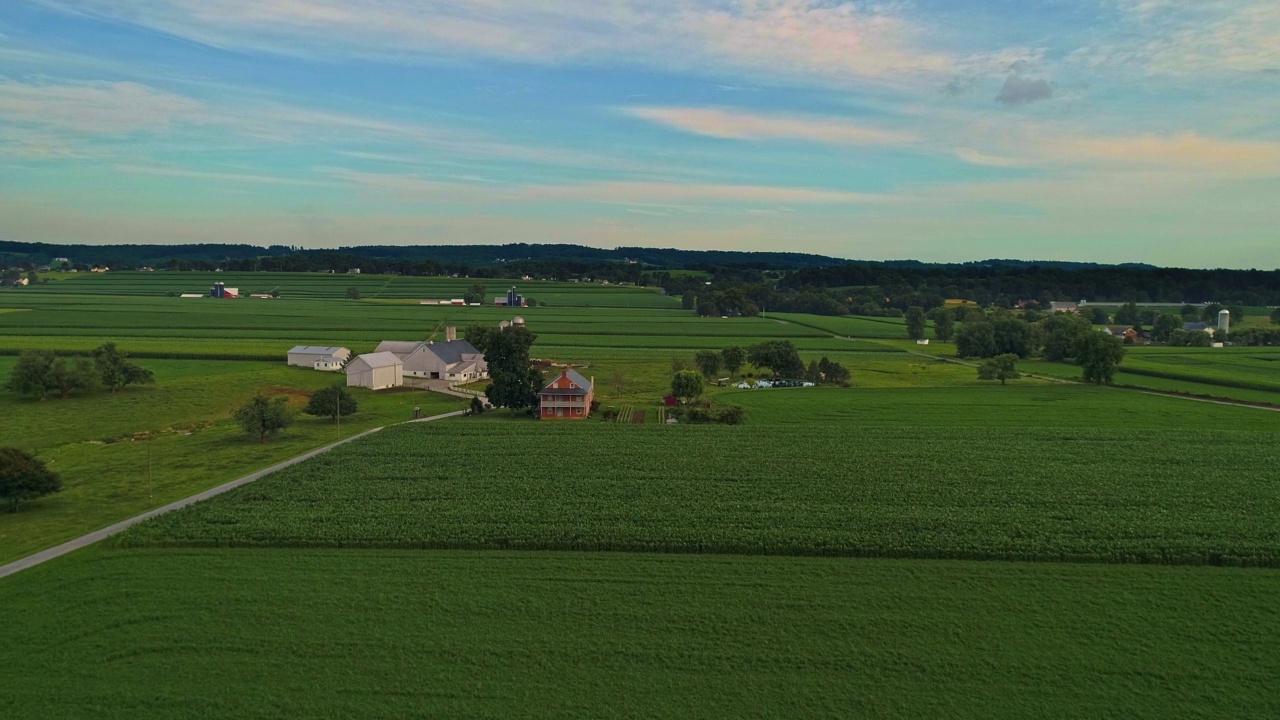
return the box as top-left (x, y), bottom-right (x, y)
top-left (539, 368), bottom-right (593, 420)
top-left (287, 346), bottom-right (351, 371)
top-left (1050, 302), bottom-right (1080, 314)
top-left (376, 328), bottom-right (488, 381)
top-left (345, 352), bottom-right (403, 390)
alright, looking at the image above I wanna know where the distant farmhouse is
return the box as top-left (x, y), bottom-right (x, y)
top-left (1050, 301), bottom-right (1080, 314)
top-left (345, 352), bottom-right (403, 390)
top-left (287, 346), bottom-right (351, 371)
top-left (539, 368), bottom-right (594, 420)
top-left (375, 327), bottom-right (487, 381)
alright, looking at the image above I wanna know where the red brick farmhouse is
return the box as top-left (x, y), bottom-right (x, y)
top-left (540, 368), bottom-right (594, 420)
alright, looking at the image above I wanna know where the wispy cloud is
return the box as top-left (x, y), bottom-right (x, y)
top-left (0, 80), bottom-right (206, 133)
top-left (625, 106), bottom-right (916, 145)
top-left (1077, 1), bottom-right (1280, 75)
top-left (32, 0), bottom-right (963, 85)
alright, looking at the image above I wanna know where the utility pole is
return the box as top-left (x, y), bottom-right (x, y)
top-left (336, 391), bottom-right (340, 433)
top-left (147, 433), bottom-right (153, 503)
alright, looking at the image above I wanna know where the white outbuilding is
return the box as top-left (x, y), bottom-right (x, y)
top-left (287, 346), bottom-right (351, 371)
top-left (345, 352), bottom-right (403, 390)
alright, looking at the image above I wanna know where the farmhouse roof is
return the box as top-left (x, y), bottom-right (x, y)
top-left (543, 368), bottom-right (592, 395)
top-left (1182, 322), bottom-right (1210, 331)
top-left (350, 351), bottom-right (402, 370)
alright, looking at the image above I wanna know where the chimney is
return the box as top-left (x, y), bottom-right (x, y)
top-left (445, 325), bottom-right (456, 342)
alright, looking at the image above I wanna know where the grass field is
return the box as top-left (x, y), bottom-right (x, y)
top-left (0, 358), bottom-right (463, 564)
top-left (6, 274), bottom-right (1280, 717)
top-left (3, 549), bottom-right (1277, 719)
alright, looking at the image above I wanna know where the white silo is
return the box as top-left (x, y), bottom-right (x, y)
top-left (1218, 309), bottom-right (1230, 334)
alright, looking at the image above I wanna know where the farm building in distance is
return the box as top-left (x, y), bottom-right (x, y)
top-left (209, 282), bottom-right (239, 298)
top-left (493, 287), bottom-right (527, 307)
top-left (376, 327), bottom-right (488, 381)
top-left (345, 352), bottom-right (403, 390)
top-left (287, 346), bottom-right (351, 371)
top-left (539, 368), bottom-right (594, 420)
top-left (1050, 301), bottom-right (1080, 313)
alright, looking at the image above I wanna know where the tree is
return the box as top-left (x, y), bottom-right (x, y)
top-left (470, 396), bottom-right (485, 414)
top-left (721, 346), bottom-right (745, 376)
top-left (463, 281), bottom-right (486, 305)
top-left (346, 286), bottom-right (362, 300)
top-left (904, 306), bottom-right (927, 340)
top-left (1040, 313), bottom-right (1091, 361)
top-left (48, 358), bottom-right (98, 399)
top-left (671, 370), bottom-right (704, 404)
top-left (693, 350), bottom-right (721, 379)
top-left (1272, 307), bottom-right (1280, 325)
top-left (1150, 313), bottom-right (1183, 343)
top-left (1075, 332), bottom-right (1126, 385)
top-left (234, 392), bottom-right (293, 443)
top-left (671, 355), bottom-right (692, 374)
top-left (696, 300), bottom-right (719, 317)
top-left (1113, 301), bottom-right (1140, 325)
top-left (955, 322), bottom-right (997, 358)
top-left (463, 322), bottom-right (497, 353)
top-left (817, 356), bottom-right (850, 386)
top-left (1089, 308), bottom-right (1109, 325)
top-left (0, 447), bottom-right (62, 513)
top-left (747, 340), bottom-right (804, 377)
top-left (303, 385), bottom-right (357, 420)
top-left (92, 343), bottom-right (154, 393)
top-left (5, 350), bottom-right (56, 400)
top-left (804, 359), bottom-right (822, 383)
top-left (991, 317), bottom-right (1034, 357)
top-left (481, 325), bottom-right (541, 412)
top-left (1201, 304), bottom-right (1224, 322)
top-left (610, 368), bottom-right (625, 395)
top-left (977, 354), bottom-right (1021, 385)
top-left (927, 307), bottom-right (954, 342)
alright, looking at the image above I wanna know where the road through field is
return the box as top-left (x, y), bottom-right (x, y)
top-left (0, 410), bottom-right (467, 580)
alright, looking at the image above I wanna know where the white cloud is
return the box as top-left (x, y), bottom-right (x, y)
top-left (1080, 1), bottom-right (1280, 75)
top-left (0, 80), bottom-right (206, 133)
top-left (32, 0), bottom-right (962, 84)
top-left (625, 106), bottom-right (916, 145)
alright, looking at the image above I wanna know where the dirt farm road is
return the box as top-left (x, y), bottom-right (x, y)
top-left (0, 409), bottom-right (467, 580)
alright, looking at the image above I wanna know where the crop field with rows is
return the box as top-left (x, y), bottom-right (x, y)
top-left (4, 549), bottom-right (1278, 719)
top-left (119, 415), bottom-right (1280, 567)
top-left (11, 271), bottom-right (679, 306)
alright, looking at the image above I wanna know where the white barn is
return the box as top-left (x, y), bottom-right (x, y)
top-left (345, 352), bottom-right (403, 390)
top-left (376, 327), bottom-right (487, 382)
top-left (287, 346), bottom-right (351, 371)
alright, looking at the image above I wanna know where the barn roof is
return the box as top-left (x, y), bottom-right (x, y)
top-left (375, 340), bottom-right (424, 358)
top-left (289, 345), bottom-right (349, 355)
top-left (543, 367), bottom-right (592, 394)
top-left (349, 351), bottom-right (402, 370)
top-left (417, 339), bottom-right (482, 365)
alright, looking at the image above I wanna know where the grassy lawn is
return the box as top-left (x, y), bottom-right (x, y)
top-left (3, 548), bottom-right (1278, 719)
top-left (0, 358), bottom-right (463, 564)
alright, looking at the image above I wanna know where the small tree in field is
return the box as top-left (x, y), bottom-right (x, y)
top-left (234, 392), bottom-right (293, 443)
top-left (92, 343), bottom-right (154, 393)
top-left (303, 385), bottom-right (357, 421)
top-left (977, 354), bottom-right (1022, 385)
top-left (1075, 332), bottom-right (1126, 385)
top-left (693, 350), bottom-right (721, 379)
top-left (904, 306), bottom-right (927, 340)
top-left (0, 447), bottom-right (61, 512)
top-left (346, 286), bottom-right (362, 299)
top-left (671, 370), bottom-right (705, 404)
top-left (721, 346), bottom-right (745, 377)
top-left (5, 350), bottom-right (56, 400)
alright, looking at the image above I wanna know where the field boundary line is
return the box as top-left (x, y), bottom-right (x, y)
top-left (0, 410), bottom-right (466, 580)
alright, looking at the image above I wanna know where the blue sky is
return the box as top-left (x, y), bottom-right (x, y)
top-left (1, 1), bottom-right (1278, 267)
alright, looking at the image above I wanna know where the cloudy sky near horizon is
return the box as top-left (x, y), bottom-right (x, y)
top-left (1, 1), bottom-right (1278, 267)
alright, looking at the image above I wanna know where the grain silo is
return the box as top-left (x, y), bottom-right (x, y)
top-left (1218, 309), bottom-right (1230, 334)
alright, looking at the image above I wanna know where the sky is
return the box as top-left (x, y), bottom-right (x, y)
top-left (0, 1), bottom-right (1278, 268)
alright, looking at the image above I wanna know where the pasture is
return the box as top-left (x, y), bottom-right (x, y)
top-left (0, 357), bottom-right (462, 564)
top-left (3, 549), bottom-right (1277, 719)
